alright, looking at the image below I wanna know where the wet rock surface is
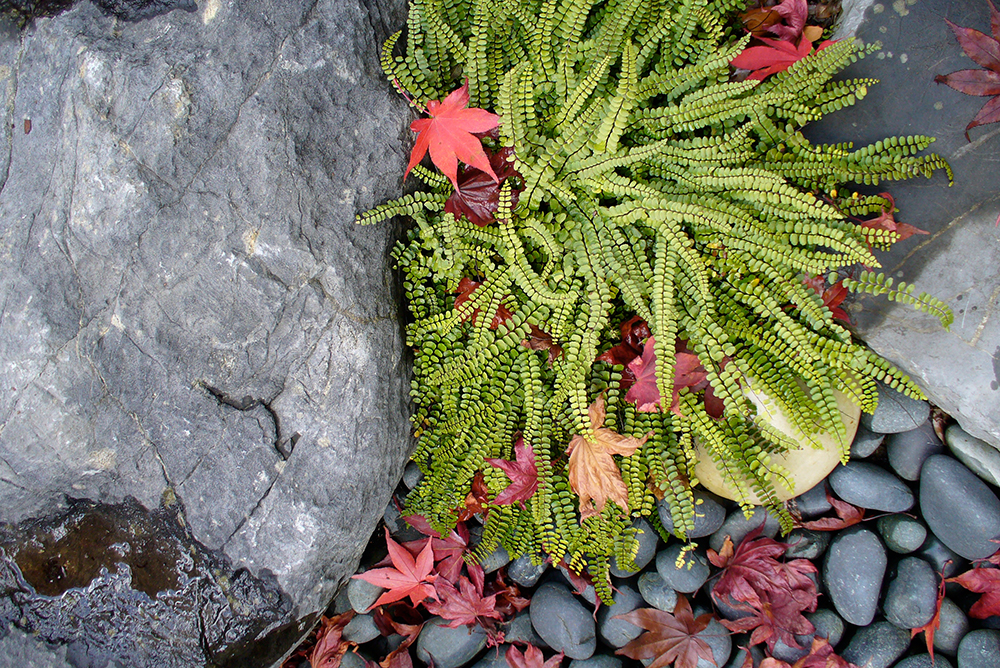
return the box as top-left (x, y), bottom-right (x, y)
top-left (0, 0), bottom-right (412, 664)
top-left (0, 498), bottom-right (294, 667)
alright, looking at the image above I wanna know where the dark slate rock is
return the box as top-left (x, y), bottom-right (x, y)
top-left (770, 637), bottom-right (811, 664)
top-left (555, 567), bottom-right (598, 606)
top-left (570, 656), bottom-right (623, 668)
top-left (723, 641), bottom-right (763, 668)
top-left (480, 546), bottom-right (511, 574)
top-left (792, 482), bottom-right (833, 519)
top-left (946, 424), bottom-right (1000, 488)
top-left (850, 424), bottom-right (885, 459)
top-left (886, 422), bottom-right (945, 482)
top-left (508, 554), bottom-right (549, 588)
top-left (403, 461), bottom-right (425, 490)
top-left (709, 507), bottom-right (780, 553)
top-left (695, 619), bottom-right (732, 668)
top-left (883, 557), bottom-right (939, 630)
top-left (348, 574), bottom-right (384, 614)
top-left (637, 572), bottom-right (677, 612)
top-left (504, 611), bottom-right (547, 648)
top-left (823, 526), bottom-right (887, 625)
top-left (840, 622), bottom-right (910, 668)
top-left (860, 383), bottom-right (930, 435)
top-left (657, 491), bottom-right (725, 539)
top-left (894, 654), bottom-right (954, 668)
top-left (416, 617), bottom-right (488, 668)
top-left (656, 545), bottom-right (711, 594)
top-left (807, 609), bottom-right (845, 648)
top-left (957, 629), bottom-right (1000, 668)
top-left (934, 597), bottom-right (969, 656)
top-left (469, 647), bottom-right (510, 668)
top-left (596, 583), bottom-right (645, 648)
top-left (917, 535), bottom-right (968, 579)
top-left (878, 514), bottom-right (928, 554)
top-left (920, 454), bottom-right (1000, 559)
top-left (529, 583), bottom-right (597, 660)
top-left (610, 519), bottom-right (659, 577)
top-left (342, 651), bottom-right (369, 668)
top-left (784, 529), bottom-right (830, 560)
top-left (344, 614), bottom-right (381, 644)
top-left (0, 0), bottom-right (413, 664)
top-left (828, 461), bottom-right (914, 512)
top-left (807, 0), bottom-right (1000, 462)
top-left (385, 499), bottom-right (424, 542)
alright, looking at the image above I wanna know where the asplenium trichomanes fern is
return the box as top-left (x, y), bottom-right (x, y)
top-left (358, 0), bottom-right (953, 601)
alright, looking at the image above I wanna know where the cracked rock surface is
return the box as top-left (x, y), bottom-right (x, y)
top-left (0, 0), bottom-right (412, 664)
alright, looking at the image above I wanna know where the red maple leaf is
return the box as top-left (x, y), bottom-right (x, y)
top-left (614, 595), bottom-right (716, 668)
top-left (505, 644), bottom-right (564, 668)
top-left (521, 325), bottom-right (564, 365)
top-left (460, 471), bottom-right (492, 521)
top-left (371, 611), bottom-right (424, 668)
top-left (947, 562), bottom-right (1000, 618)
top-left (803, 275), bottom-right (851, 325)
top-left (859, 193), bottom-right (929, 242)
top-left (485, 570), bottom-right (531, 618)
top-left (445, 146), bottom-right (522, 227)
top-left (596, 316), bottom-right (652, 390)
top-left (796, 491), bottom-right (866, 531)
top-left (404, 82), bottom-right (500, 189)
top-left (486, 437), bottom-right (539, 507)
top-left (351, 528), bottom-right (438, 608)
top-left (401, 515), bottom-right (472, 583)
top-left (453, 277), bottom-right (514, 329)
top-left (306, 611), bottom-right (358, 668)
top-left (707, 527), bottom-right (818, 652)
top-left (626, 336), bottom-right (709, 414)
top-left (730, 36), bottom-right (834, 81)
top-left (911, 573), bottom-right (946, 662)
top-left (759, 637), bottom-right (860, 668)
top-left (934, 0), bottom-right (1000, 140)
top-left (424, 574), bottom-right (504, 629)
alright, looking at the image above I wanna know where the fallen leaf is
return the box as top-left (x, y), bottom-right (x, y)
top-left (934, 1), bottom-right (1000, 140)
top-left (625, 336), bottom-right (709, 415)
top-left (486, 437), bottom-right (539, 507)
top-left (505, 645), bottom-right (564, 668)
top-left (947, 563), bottom-right (1000, 618)
top-left (404, 81), bottom-right (500, 189)
top-left (566, 396), bottom-right (649, 519)
top-left (797, 491), bottom-right (865, 531)
top-left (596, 316), bottom-right (652, 390)
top-left (486, 570), bottom-right (531, 618)
top-left (307, 611), bottom-right (357, 668)
top-left (803, 275), bottom-right (851, 325)
top-left (454, 277), bottom-right (514, 329)
top-left (401, 517), bottom-right (472, 583)
top-left (615, 595), bottom-right (716, 668)
top-left (352, 528), bottom-right (438, 608)
top-left (911, 572), bottom-right (945, 662)
top-left (859, 193), bottom-right (929, 243)
top-left (731, 36), bottom-right (812, 80)
top-left (445, 146), bottom-right (521, 226)
top-left (766, 0), bottom-right (808, 41)
top-left (521, 325), bottom-right (564, 365)
top-left (707, 527), bottom-right (818, 652)
top-left (759, 637), bottom-right (859, 668)
top-left (425, 575), bottom-right (504, 628)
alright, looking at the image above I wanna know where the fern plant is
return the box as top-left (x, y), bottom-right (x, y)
top-left (359, 0), bottom-right (953, 600)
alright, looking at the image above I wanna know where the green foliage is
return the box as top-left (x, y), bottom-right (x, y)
top-left (363, 0), bottom-right (952, 598)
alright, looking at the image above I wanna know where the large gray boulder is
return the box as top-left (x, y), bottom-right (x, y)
top-left (811, 0), bottom-right (1000, 449)
top-left (0, 0), bottom-right (412, 664)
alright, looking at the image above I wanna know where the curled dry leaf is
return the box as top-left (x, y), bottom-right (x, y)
top-left (615, 595), bottom-right (716, 668)
top-left (505, 644), bottom-right (564, 668)
top-left (566, 396), bottom-right (649, 519)
top-left (306, 611), bottom-right (357, 668)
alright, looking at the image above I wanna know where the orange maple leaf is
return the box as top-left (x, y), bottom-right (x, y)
top-left (567, 396), bottom-right (649, 520)
top-left (404, 82), bottom-right (500, 190)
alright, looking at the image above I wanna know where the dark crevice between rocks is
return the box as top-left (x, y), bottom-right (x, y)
top-left (0, 495), bottom-right (296, 667)
top-left (200, 382), bottom-right (299, 461)
top-left (3, 0), bottom-right (197, 29)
